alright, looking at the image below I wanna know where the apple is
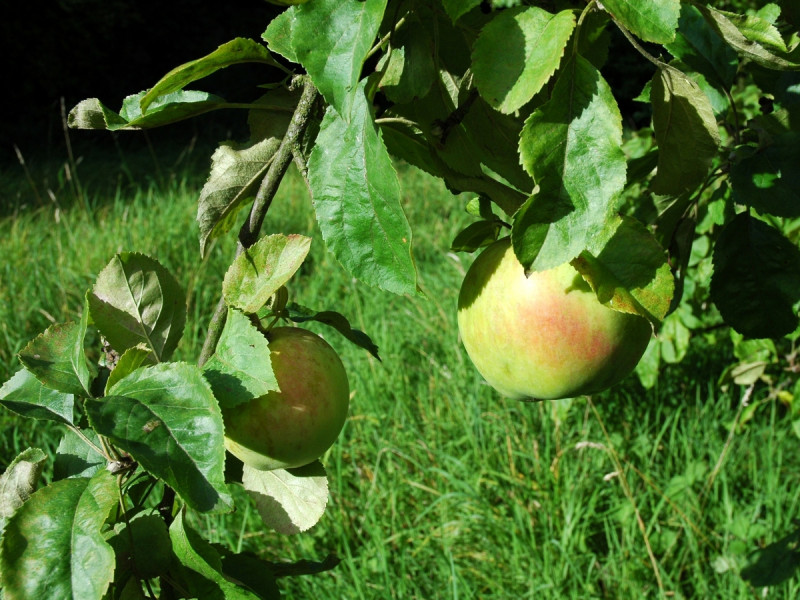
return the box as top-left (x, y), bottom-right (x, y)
top-left (222, 327), bottom-right (349, 471)
top-left (457, 238), bottom-right (651, 400)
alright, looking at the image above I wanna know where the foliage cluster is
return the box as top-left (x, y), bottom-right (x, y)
top-left (2, 0), bottom-right (800, 598)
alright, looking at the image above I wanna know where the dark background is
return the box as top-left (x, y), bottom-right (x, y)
top-left (0, 0), bottom-right (789, 166)
top-left (0, 0), bottom-right (283, 164)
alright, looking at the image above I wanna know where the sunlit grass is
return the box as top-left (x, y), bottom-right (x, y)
top-left (1, 148), bottom-right (799, 598)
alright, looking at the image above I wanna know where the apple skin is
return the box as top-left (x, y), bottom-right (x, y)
top-left (222, 327), bottom-right (349, 471)
top-left (457, 238), bottom-right (652, 400)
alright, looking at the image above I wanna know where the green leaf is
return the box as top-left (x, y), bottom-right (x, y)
top-left (741, 526), bottom-right (800, 587)
top-left (730, 133), bottom-right (800, 218)
top-left (285, 302), bottom-right (381, 360)
top-left (262, 9), bottom-right (299, 63)
top-left (711, 213), bottom-right (800, 338)
top-left (571, 215), bottom-right (674, 326)
top-left (0, 470), bottom-right (117, 600)
top-left (107, 511), bottom-right (173, 581)
top-left (242, 461), bottom-right (329, 535)
top-left (104, 345), bottom-right (152, 395)
top-left (600, 0), bottom-right (680, 44)
top-left (376, 12), bottom-right (436, 104)
top-left (69, 91), bottom-right (228, 131)
top-left (472, 7), bottom-right (575, 114)
top-left (697, 5), bottom-right (800, 71)
top-left (309, 83), bottom-right (417, 296)
top-left (169, 512), bottom-right (260, 599)
top-left (719, 8), bottom-right (787, 53)
top-left (88, 253), bottom-right (186, 363)
top-left (650, 64), bottom-right (720, 196)
top-left (202, 308), bottom-right (278, 409)
top-left (85, 363), bottom-right (232, 513)
top-left (0, 368), bottom-right (75, 424)
top-left (18, 303), bottom-right (93, 397)
top-left (140, 38), bottom-right (281, 113)
top-left (441, 0), bottom-right (481, 23)
top-left (198, 88), bottom-right (297, 257)
top-left (223, 234), bottom-right (312, 313)
top-left (54, 429), bottom-right (105, 481)
top-left (264, 0), bottom-right (387, 116)
top-left (215, 548), bottom-right (281, 598)
top-left (515, 55), bottom-right (626, 270)
top-left (665, 4), bottom-right (739, 90)
top-left (450, 220), bottom-right (503, 254)
top-left (0, 448), bottom-right (47, 530)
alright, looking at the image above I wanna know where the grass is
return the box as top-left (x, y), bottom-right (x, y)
top-left (1, 145), bottom-right (799, 599)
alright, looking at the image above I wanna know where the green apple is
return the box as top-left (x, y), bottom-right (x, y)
top-left (457, 238), bottom-right (652, 400)
top-left (222, 327), bottom-right (349, 471)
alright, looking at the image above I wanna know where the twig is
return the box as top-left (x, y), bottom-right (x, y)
top-left (197, 78), bottom-right (320, 366)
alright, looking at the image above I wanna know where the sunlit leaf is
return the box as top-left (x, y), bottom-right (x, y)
top-left (0, 368), bottom-right (75, 425)
top-left (309, 82), bottom-right (417, 296)
top-left (202, 308), bottom-right (278, 409)
top-left (0, 470), bottom-right (117, 600)
top-left (242, 461), bottom-right (329, 535)
top-left (88, 253), bottom-right (186, 363)
top-left (571, 215), bottom-right (674, 326)
top-left (601, 0), bottom-right (680, 44)
top-left (263, 0), bottom-right (387, 116)
top-left (18, 298), bottom-right (93, 396)
top-left (472, 7), bottom-right (575, 113)
top-left (0, 448), bottom-right (47, 530)
top-left (223, 234), bottom-right (312, 313)
top-left (515, 55), bottom-right (626, 270)
top-left (86, 363), bottom-right (232, 513)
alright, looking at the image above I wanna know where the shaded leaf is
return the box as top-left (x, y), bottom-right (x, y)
top-left (309, 83), bottom-right (417, 296)
top-left (0, 448), bottom-right (47, 529)
top-left (451, 220), bottom-right (503, 253)
top-left (140, 38), bottom-right (281, 113)
top-left (243, 461), bottom-right (328, 535)
top-left (215, 547), bottom-right (281, 598)
top-left (198, 88), bottom-right (297, 257)
top-left (104, 345), bottom-right (152, 394)
top-left (601, 0), bottom-right (680, 44)
top-left (0, 368), bottom-right (74, 425)
top-left (54, 429), bottom-right (105, 481)
top-left (0, 470), bottom-right (117, 600)
top-left (169, 512), bottom-right (260, 599)
top-left (285, 302), bottom-right (380, 360)
top-left (86, 363), bottom-right (232, 513)
top-left (697, 5), bottom-right (800, 70)
top-left (441, 0), bottom-right (481, 23)
top-left (650, 64), bottom-right (720, 196)
top-left (741, 526), bottom-right (800, 587)
top-left (202, 308), bottom-right (278, 409)
top-left (711, 213), bottom-right (800, 338)
top-left (376, 12), bottom-right (436, 104)
top-left (665, 3), bottom-right (738, 90)
top-left (730, 133), bottom-right (800, 218)
top-left (515, 55), bottom-right (626, 270)
top-left (88, 253), bottom-right (186, 363)
top-left (571, 215), bottom-right (674, 326)
top-left (107, 511), bottom-right (172, 581)
top-left (472, 7), bottom-right (575, 113)
top-left (223, 234), bottom-right (312, 314)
